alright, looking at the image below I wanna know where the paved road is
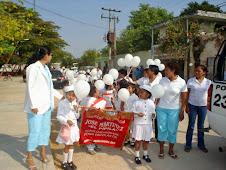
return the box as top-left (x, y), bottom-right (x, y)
top-left (0, 77), bottom-right (55, 170)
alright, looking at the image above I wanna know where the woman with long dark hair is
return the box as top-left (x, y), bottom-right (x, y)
top-left (24, 46), bottom-right (63, 170)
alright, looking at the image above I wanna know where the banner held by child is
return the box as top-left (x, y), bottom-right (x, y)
top-left (79, 108), bottom-right (134, 149)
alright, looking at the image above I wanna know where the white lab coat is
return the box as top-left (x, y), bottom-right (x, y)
top-left (24, 61), bottom-right (63, 114)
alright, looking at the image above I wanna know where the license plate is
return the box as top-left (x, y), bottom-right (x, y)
top-left (52, 78), bottom-right (57, 81)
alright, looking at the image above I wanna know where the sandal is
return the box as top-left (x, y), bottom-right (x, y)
top-left (40, 152), bottom-right (50, 164)
top-left (168, 152), bottom-right (178, 159)
top-left (158, 153), bottom-right (164, 159)
top-left (26, 158), bottom-right (37, 170)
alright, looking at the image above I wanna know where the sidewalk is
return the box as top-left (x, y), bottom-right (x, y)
top-left (0, 77), bottom-right (55, 170)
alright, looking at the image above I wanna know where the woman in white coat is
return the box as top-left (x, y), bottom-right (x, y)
top-left (24, 46), bottom-right (63, 170)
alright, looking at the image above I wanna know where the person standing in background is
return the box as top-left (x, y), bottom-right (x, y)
top-left (185, 65), bottom-right (211, 153)
top-left (135, 68), bottom-right (141, 80)
top-left (97, 67), bottom-right (103, 80)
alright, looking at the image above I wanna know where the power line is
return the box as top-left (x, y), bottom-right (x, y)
top-left (216, 1), bottom-right (226, 6)
top-left (22, 0), bottom-right (105, 30)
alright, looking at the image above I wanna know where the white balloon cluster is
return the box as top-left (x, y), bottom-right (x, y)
top-left (146, 58), bottom-right (165, 71)
top-left (117, 54), bottom-right (141, 68)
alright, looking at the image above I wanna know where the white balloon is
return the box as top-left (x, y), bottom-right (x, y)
top-left (103, 74), bottom-right (114, 85)
top-left (109, 68), bottom-right (119, 80)
top-left (78, 74), bottom-right (86, 81)
top-left (125, 54), bottom-right (133, 67)
top-left (66, 70), bottom-right (74, 79)
top-left (87, 69), bottom-right (90, 73)
top-left (74, 80), bottom-right (90, 100)
top-left (69, 78), bottom-right (77, 85)
top-left (154, 59), bottom-right (161, 65)
top-left (94, 80), bottom-right (105, 90)
top-left (91, 69), bottom-right (97, 76)
top-left (151, 84), bottom-right (165, 98)
top-left (117, 58), bottom-right (126, 67)
top-left (158, 64), bottom-right (165, 71)
top-left (118, 88), bottom-right (130, 102)
top-left (131, 56), bottom-right (141, 67)
top-left (146, 59), bottom-right (155, 66)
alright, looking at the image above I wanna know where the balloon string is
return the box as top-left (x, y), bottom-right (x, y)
top-left (127, 67), bottom-right (132, 77)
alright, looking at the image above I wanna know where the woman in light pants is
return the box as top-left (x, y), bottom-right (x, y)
top-left (24, 46), bottom-right (63, 170)
top-left (156, 63), bottom-right (187, 159)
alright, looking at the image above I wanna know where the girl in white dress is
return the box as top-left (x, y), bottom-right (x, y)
top-left (132, 85), bottom-right (156, 164)
top-left (56, 85), bottom-right (79, 170)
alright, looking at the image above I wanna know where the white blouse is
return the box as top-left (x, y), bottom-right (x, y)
top-left (187, 77), bottom-right (211, 106)
top-left (158, 76), bottom-right (187, 109)
top-left (133, 99), bottom-right (156, 125)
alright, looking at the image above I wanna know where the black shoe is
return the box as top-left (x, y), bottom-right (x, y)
top-left (135, 157), bottom-right (141, 164)
top-left (94, 145), bottom-right (101, 152)
top-left (143, 155), bottom-right (151, 163)
top-left (130, 142), bottom-right (135, 148)
top-left (124, 140), bottom-right (130, 146)
top-left (61, 162), bottom-right (71, 170)
top-left (68, 162), bottom-right (77, 170)
top-left (199, 147), bottom-right (208, 153)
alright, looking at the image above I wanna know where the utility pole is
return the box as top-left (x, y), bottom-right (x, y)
top-left (114, 16), bottom-right (119, 57)
top-left (101, 8), bottom-right (120, 66)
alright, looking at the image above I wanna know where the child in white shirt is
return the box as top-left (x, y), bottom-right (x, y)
top-left (122, 83), bottom-right (139, 146)
top-left (132, 85), bottom-right (156, 164)
top-left (86, 85), bottom-right (107, 155)
top-left (56, 85), bottom-right (80, 170)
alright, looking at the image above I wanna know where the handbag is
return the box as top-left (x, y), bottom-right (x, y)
top-left (59, 124), bottom-right (71, 141)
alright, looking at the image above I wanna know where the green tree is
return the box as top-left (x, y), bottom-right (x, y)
top-left (180, 1), bottom-right (223, 16)
top-left (78, 49), bottom-right (101, 66)
top-left (0, 1), bottom-right (33, 56)
top-left (0, 1), bottom-right (72, 67)
top-left (116, 4), bottom-right (174, 54)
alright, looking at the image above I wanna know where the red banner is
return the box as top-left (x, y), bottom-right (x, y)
top-left (79, 109), bottom-right (133, 149)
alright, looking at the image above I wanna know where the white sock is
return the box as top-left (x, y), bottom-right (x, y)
top-left (143, 150), bottom-right (148, 156)
top-left (135, 150), bottom-right (140, 157)
top-left (68, 149), bottom-right (74, 163)
top-left (63, 152), bottom-right (68, 164)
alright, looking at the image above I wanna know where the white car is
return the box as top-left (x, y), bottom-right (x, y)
top-left (207, 40), bottom-right (226, 151)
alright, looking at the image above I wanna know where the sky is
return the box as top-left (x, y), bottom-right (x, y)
top-left (8, 0), bottom-right (226, 58)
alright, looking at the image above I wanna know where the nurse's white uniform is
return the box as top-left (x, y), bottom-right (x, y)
top-left (56, 99), bottom-right (80, 145)
top-left (132, 99), bottom-right (155, 141)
